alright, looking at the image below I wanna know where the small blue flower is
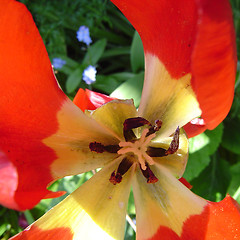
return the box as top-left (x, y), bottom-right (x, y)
top-left (82, 65), bottom-right (97, 85)
top-left (52, 58), bottom-right (66, 69)
top-left (76, 26), bottom-right (92, 45)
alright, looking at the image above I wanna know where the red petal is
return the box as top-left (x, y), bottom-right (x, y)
top-left (0, 150), bottom-right (18, 209)
top-left (178, 177), bottom-right (192, 189)
top-left (148, 195), bottom-right (240, 240)
top-left (191, 0), bottom-right (236, 130)
top-left (111, 0), bottom-right (197, 79)
top-left (43, 191), bottom-right (66, 199)
top-left (183, 118), bottom-right (207, 138)
top-left (111, 0), bottom-right (236, 132)
top-left (10, 225), bottom-right (73, 240)
top-left (0, 0), bottom-right (68, 210)
top-left (73, 88), bottom-right (115, 111)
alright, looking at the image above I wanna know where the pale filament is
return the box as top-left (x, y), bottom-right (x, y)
top-left (117, 128), bottom-right (156, 170)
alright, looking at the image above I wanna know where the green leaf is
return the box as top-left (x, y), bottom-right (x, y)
top-left (102, 47), bottom-right (130, 58)
top-left (109, 72), bottom-right (135, 82)
top-left (66, 67), bottom-right (83, 93)
top-left (205, 123), bottom-right (224, 155)
top-left (184, 124), bottom-right (223, 181)
top-left (222, 118), bottom-right (240, 154)
top-left (7, 211), bottom-right (20, 231)
top-left (93, 72), bottom-right (135, 95)
top-left (82, 39), bottom-right (107, 65)
top-left (93, 28), bottom-right (129, 45)
top-left (183, 150), bottom-right (211, 182)
top-left (124, 220), bottom-right (136, 240)
top-left (130, 31), bottom-right (144, 73)
top-left (23, 210), bottom-right (35, 225)
top-left (47, 29), bottom-right (67, 56)
top-left (110, 72), bottom-right (144, 107)
top-left (191, 157), bottom-right (231, 201)
top-left (0, 222), bottom-right (8, 237)
top-left (109, 13), bottom-right (133, 37)
top-left (127, 189), bottom-right (135, 215)
top-left (93, 75), bottom-right (122, 94)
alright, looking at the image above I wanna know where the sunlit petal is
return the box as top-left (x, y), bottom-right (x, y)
top-left (45, 99), bottom-right (119, 178)
top-left (151, 128), bottom-right (188, 178)
top-left (133, 164), bottom-right (206, 239)
top-left (73, 88), bottom-right (115, 111)
top-left (191, 0), bottom-right (236, 130)
top-left (139, 55), bottom-right (201, 139)
top-left (0, 0), bottom-right (117, 210)
top-left (90, 99), bottom-right (138, 141)
top-left (11, 161), bottom-right (134, 240)
top-left (111, 0), bottom-right (236, 134)
top-left (133, 164), bottom-right (240, 240)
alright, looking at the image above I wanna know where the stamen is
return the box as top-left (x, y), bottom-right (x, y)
top-left (147, 146), bottom-right (166, 157)
top-left (133, 148), bottom-right (147, 170)
top-left (123, 117), bottom-right (151, 142)
top-left (143, 132), bottom-right (156, 146)
top-left (142, 152), bottom-right (155, 165)
top-left (89, 117), bottom-right (180, 186)
top-left (165, 126), bottom-right (180, 155)
top-left (154, 120), bottom-right (162, 131)
top-left (138, 128), bottom-right (149, 145)
top-left (104, 145), bottom-right (121, 153)
top-left (89, 142), bottom-right (105, 153)
top-left (89, 142), bottom-right (120, 153)
top-left (147, 119), bottom-right (162, 137)
top-left (109, 158), bottom-right (133, 185)
top-left (118, 128), bottom-right (156, 170)
top-left (118, 146), bottom-right (146, 170)
top-left (118, 141), bottom-right (135, 148)
top-left (123, 117), bottom-right (151, 131)
top-left (109, 172), bottom-right (122, 185)
top-left (140, 163), bottom-right (158, 184)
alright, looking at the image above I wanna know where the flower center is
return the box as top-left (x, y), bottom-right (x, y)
top-left (89, 117), bottom-right (179, 185)
top-left (117, 128), bottom-right (156, 170)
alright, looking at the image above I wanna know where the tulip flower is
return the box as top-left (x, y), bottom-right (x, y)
top-left (0, 0), bottom-right (239, 239)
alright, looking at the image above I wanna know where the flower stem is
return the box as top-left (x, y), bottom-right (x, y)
top-left (233, 186), bottom-right (240, 200)
top-left (126, 214), bottom-right (136, 232)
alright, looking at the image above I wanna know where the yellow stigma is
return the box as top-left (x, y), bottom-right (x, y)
top-left (117, 128), bottom-right (156, 170)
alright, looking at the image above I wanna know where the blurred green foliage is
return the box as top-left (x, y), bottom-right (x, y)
top-left (1, 0), bottom-right (240, 239)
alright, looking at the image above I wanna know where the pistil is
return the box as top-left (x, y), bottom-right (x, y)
top-left (89, 116), bottom-right (180, 185)
top-left (117, 128), bottom-right (156, 170)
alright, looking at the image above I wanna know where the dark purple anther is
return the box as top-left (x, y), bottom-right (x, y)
top-left (89, 142), bottom-right (120, 153)
top-left (89, 142), bottom-right (105, 153)
top-left (123, 117), bottom-right (152, 141)
top-left (123, 117), bottom-right (151, 131)
top-left (165, 126), bottom-right (180, 155)
top-left (140, 163), bottom-right (158, 183)
top-left (109, 158), bottom-right (133, 185)
top-left (147, 119), bottom-right (163, 136)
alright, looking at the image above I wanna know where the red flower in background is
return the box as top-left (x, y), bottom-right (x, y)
top-left (0, 0), bottom-right (239, 239)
